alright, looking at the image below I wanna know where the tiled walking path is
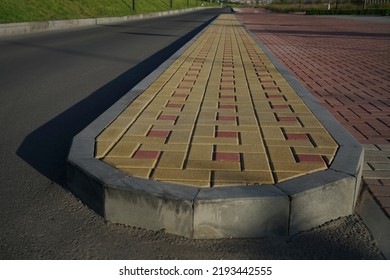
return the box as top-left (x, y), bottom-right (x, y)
top-left (95, 14), bottom-right (338, 187)
top-left (236, 9), bottom-right (390, 217)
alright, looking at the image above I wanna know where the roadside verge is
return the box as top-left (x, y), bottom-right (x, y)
top-left (0, 7), bottom-right (209, 37)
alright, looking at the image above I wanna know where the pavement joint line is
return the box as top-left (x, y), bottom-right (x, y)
top-left (67, 14), bottom-right (364, 239)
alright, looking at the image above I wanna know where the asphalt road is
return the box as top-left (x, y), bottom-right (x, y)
top-left (0, 8), bottom-right (384, 259)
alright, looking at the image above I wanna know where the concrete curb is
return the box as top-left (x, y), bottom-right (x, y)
top-left (0, 7), bottom-right (210, 37)
top-left (67, 15), bottom-right (364, 239)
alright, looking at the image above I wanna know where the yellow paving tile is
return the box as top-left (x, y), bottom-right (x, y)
top-left (293, 146), bottom-right (338, 156)
top-left (265, 139), bottom-right (314, 147)
top-left (175, 115), bottom-right (197, 125)
top-left (124, 123), bottom-right (152, 136)
top-left (167, 131), bottom-right (192, 144)
top-left (121, 168), bottom-right (152, 179)
top-left (193, 125), bottom-right (215, 137)
top-left (153, 169), bottom-right (210, 182)
top-left (310, 134), bottom-right (338, 148)
top-left (267, 146), bottom-right (296, 163)
top-left (261, 127), bottom-right (285, 140)
top-left (187, 145), bottom-right (213, 161)
top-left (164, 180), bottom-right (211, 188)
top-left (151, 124), bottom-right (185, 131)
top-left (95, 141), bottom-right (114, 158)
top-left (282, 127), bottom-right (331, 134)
top-left (273, 172), bottom-right (303, 182)
top-left (138, 143), bottom-right (187, 152)
top-left (272, 162), bottom-right (326, 173)
top-left (192, 136), bottom-right (239, 145)
top-left (121, 135), bottom-right (166, 145)
top-left (186, 160), bottom-right (241, 171)
top-left (242, 153), bottom-right (270, 171)
top-left (104, 157), bottom-right (157, 169)
top-left (108, 117), bottom-right (133, 128)
top-left (213, 171), bottom-right (274, 185)
top-left (216, 125), bottom-right (256, 132)
top-left (215, 144), bottom-right (265, 153)
top-left (107, 142), bottom-right (139, 157)
top-left (240, 131), bottom-right (263, 145)
top-left (157, 151), bottom-right (186, 169)
top-left (96, 127), bottom-right (125, 141)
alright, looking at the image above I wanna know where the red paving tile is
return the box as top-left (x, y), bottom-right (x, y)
top-left (263, 86), bottom-right (279, 91)
top-left (158, 115), bottom-right (178, 121)
top-left (215, 152), bottom-right (240, 162)
top-left (286, 133), bottom-right (309, 141)
top-left (267, 94), bottom-right (284, 99)
top-left (217, 115), bottom-right (237, 122)
top-left (132, 150), bottom-right (161, 159)
top-left (296, 154), bottom-right (325, 164)
top-left (147, 130), bottom-right (170, 138)
top-left (220, 94), bottom-right (236, 100)
top-left (165, 103), bottom-right (184, 110)
top-left (272, 104), bottom-right (290, 110)
top-left (216, 131), bottom-right (239, 138)
top-left (219, 104), bottom-right (236, 110)
top-left (220, 86), bottom-right (235, 91)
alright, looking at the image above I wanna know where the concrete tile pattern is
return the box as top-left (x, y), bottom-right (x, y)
top-left (237, 10), bottom-right (390, 215)
top-left (95, 14), bottom-right (338, 187)
top-left (364, 144), bottom-right (390, 217)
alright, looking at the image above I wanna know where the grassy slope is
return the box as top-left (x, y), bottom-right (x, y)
top-left (0, 0), bottom-right (211, 23)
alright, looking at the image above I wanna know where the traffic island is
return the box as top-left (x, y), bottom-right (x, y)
top-left (67, 15), bottom-right (363, 238)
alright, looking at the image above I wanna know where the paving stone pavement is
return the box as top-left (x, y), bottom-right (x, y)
top-left (236, 9), bottom-right (390, 217)
top-left (96, 14), bottom-right (338, 187)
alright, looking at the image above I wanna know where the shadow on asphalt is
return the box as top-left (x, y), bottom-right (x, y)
top-left (16, 14), bottom-right (218, 188)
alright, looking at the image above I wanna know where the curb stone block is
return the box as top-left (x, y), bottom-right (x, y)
top-left (105, 185), bottom-right (195, 238)
top-left (193, 186), bottom-right (289, 239)
top-left (278, 171), bottom-right (356, 235)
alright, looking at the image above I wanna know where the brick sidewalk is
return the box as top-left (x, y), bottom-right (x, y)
top-left (237, 9), bottom-right (390, 217)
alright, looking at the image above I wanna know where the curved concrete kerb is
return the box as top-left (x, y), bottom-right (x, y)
top-left (67, 14), bottom-right (363, 238)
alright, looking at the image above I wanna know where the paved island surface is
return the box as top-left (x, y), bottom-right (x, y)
top-left (96, 15), bottom-right (338, 187)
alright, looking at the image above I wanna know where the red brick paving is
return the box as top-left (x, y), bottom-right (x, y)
top-left (237, 9), bottom-right (390, 217)
top-left (237, 10), bottom-right (390, 145)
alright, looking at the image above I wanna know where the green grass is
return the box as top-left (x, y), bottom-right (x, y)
top-left (0, 0), bottom-right (215, 24)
